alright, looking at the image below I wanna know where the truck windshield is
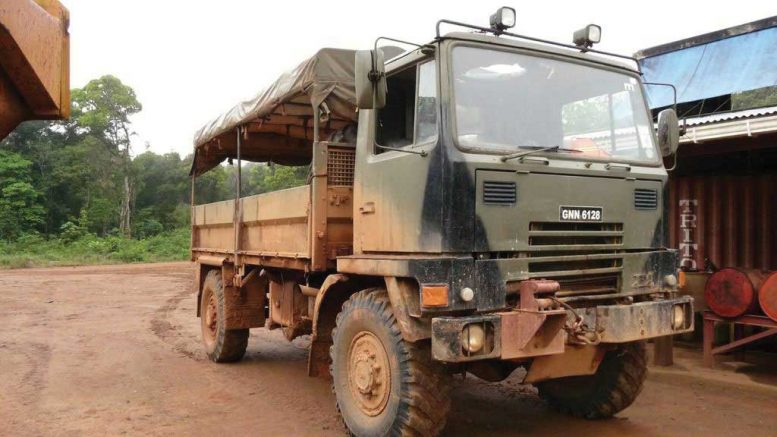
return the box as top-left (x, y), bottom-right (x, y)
top-left (452, 46), bottom-right (658, 163)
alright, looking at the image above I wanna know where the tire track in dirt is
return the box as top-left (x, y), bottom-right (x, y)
top-left (0, 342), bottom-right (52, 434)
top-left (149, 283), bottom-right (205, 361)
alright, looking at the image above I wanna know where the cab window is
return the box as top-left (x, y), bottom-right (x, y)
top-left (376, 60), bottom-right (437, 153)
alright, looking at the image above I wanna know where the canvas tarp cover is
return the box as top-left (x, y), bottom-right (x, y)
top-left (639, 27), bottom-right (777, 109)
top-left (191, 48), bottom-right (357, 176)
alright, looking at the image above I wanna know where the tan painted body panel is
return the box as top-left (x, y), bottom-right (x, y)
top-left (193, 188), bottom-right (312, 260)
top-left (241, 186), bottom-right (310, 256)
top-left (192, 144), bottom-right (355, 271)
top-left (192, 199), bottom-right (236, 252)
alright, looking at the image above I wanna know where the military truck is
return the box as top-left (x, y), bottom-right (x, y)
top-left (190, 8), bottom-right (692, 435)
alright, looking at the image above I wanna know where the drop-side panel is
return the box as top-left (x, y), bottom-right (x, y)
top-left (193, 184), bottom-right (354, 266)
top-left (192, 199), bottom-right (235, 252)
top-left (241, 186), bottom-right (310, 257)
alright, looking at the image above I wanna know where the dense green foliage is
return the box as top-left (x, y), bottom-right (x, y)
top-left (0, 228), bottom-right (190, 268)
top-left (0, 150), bottom-right (45, 240)
top-left (0, 75), bottom-right (307, 267)
top-left (732, 85), bottom-right (777, 111)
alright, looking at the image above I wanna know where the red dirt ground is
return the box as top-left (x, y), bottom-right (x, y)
top-left (1, 262), bottom-right (775, 436)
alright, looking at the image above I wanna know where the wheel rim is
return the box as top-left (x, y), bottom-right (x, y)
top-left (203, 291), bottom-right (218, 344)
top-left (347, 331), bottom-right (391, 417)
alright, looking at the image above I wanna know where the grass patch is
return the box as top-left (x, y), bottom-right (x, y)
top-left (0, 228), bottom-right (190, 269)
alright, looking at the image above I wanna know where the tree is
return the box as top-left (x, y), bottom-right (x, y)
top-left (245, 163), bottom-right (308, 195)
top-left (0, 151), bottom-right (44, 240)
top-left (132, 151), bottom-right (190, 231)
top-left (70, 75), bottom-right (142, 236)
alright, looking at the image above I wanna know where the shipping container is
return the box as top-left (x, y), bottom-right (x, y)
top-left (668, 173), bottom-right (777, 271)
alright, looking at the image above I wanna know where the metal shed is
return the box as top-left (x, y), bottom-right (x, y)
top-left (637, 17), bottom-right (777, 274)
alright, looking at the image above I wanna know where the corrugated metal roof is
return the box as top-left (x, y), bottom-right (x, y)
top-left (679, 105), bottom-right (777, 143)
top-left (683, 105), bottom-right (777, 126)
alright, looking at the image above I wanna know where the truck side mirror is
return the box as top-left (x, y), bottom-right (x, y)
top-left (355, 49), bottom-right (387, 110)
top-left (657, 108), bottom-right (680, 157)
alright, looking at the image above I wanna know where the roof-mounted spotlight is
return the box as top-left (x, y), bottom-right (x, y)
top-left (489, 7), bottom-right (516, 34)
top-left (573, 24), bottom-right (601, 49)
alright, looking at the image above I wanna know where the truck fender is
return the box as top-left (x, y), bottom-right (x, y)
top-left (194, 255), bottom-right (228, 317)
top-left (195, 257), bottom-right (265, 329)
top-left (384, 277), bottom-right (431, 342)
top-left (306, 275), bottom-right (429, 377)
top-left (308, 274), bottom-right (354, 377)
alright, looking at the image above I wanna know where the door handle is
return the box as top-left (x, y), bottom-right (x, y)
top-left (519, 156), bottom-right (549, 165)
top-left (359, 202), bottom-right (375, 214)
top-left (605, 163), bottom-right (631, 171)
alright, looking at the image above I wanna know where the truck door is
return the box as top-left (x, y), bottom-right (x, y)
top-left (353, 58), bottom-right (442, 254)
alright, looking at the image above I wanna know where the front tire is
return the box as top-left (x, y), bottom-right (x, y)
top-left (200, 269), bottom-right (248, 362)
top-left (536, 342), bottom-right (647, 419)
top-left (330, 288), bottom-right (451, 436)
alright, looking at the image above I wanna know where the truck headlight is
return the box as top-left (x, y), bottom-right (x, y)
top-left (573, 24), bottom-right (602, 48)
top-left (461, 324), bottom-right (485, 353)
top-left (490, 7), bottom-right (516, 33)
top-left (672, 305), bottom-right (686, 329)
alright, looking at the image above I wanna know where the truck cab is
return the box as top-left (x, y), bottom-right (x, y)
top-left (346, 31), bottom-right (690, 361)
top-left (190, 9), bottom-right (692, 436)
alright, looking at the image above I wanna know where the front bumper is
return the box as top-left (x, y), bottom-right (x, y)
top-left (431, 296), bottom-right (694, 362)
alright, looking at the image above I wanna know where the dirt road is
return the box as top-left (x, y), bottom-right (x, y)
top-left (1, 263), bottom-right (776, 436)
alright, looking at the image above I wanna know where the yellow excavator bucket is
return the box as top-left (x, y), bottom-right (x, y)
top-left (0, 0), bottom-right (70, 140)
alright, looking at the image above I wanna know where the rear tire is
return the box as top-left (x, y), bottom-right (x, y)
top-left (536, 341), bottom-right (647, 419)
top-left (330, 288), bottom-right (451, 436)
top-left (200, 269), bottom-right (248, 362)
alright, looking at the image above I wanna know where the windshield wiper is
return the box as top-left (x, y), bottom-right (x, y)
top-left (500, 145), bottom-right (582, 162)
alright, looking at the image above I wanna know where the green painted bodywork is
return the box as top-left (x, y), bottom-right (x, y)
top-left (345, 31), bottom-right (677, 314)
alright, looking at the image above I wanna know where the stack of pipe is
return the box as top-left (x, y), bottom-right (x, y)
top-left (704, 268), bottom-right (777, 321)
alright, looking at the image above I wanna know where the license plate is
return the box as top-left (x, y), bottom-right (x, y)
top-left (559, 206), bottom-right (602, 222)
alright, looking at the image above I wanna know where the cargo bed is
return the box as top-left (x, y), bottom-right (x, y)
top-left (191, 143), bottom-right (355, 272)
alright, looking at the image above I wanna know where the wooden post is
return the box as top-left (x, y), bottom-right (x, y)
top-left (702, 311), bottom-right (777, 368)
top-left (734, 324), bottom-right (746, 361)
top-left (653, 335), bottom-right (674, 366)
top-left (703, 314), bottom-right (715, 367)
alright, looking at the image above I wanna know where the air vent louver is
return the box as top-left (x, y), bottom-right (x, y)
top-left (483, 181), bottom-right (517, 205)
top-left (634, 188), bottom-right (658, 210)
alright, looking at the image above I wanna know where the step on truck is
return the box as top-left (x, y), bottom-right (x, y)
top-left (190, 8), bottom-right (693, 435)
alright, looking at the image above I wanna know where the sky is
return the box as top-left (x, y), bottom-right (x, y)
top-left (62, 0), bottom-right (777, 157)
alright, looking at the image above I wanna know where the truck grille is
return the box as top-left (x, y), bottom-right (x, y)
top-left (526, 252), bottom-right (623, 278)
top-left (522, 222), bottom-right (625, 303)
top-left (523, 255), bottom-right (623, 304)
top-left (327, 147), bottom-right (355, 186)
top-left (555, 274), bottom-right (620, 296)
top-left (634, 188), bottom-right (658, 210)
top-left (483, 181), bottom-right (517, 205)
top-left (528, 222), bottom-right (623, 250)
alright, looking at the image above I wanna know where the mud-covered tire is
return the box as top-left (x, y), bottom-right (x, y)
top-left (330, 288), bottom-right (451, 436)
top-left (200, 269), bottom-right (248, 363)
top-left (536, 341), bottom-right (647, 419)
